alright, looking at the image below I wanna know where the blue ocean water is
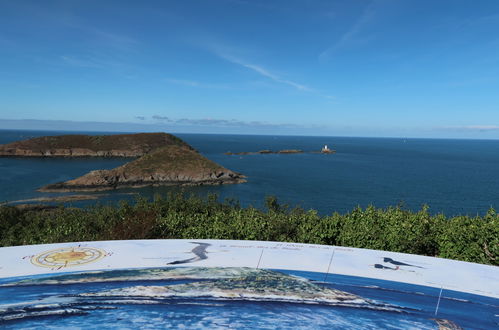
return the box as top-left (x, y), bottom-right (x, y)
top-left (1, 129), bottom-right (499, 216)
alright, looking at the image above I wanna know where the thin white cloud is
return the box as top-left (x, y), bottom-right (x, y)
top-left (152, 115), bottom-right (172, 122)
top-left (454, 125), bottom-right (499, 131)
top-left (188, 40), bottom-right (334, 99)
top-left (146, 115), bottom-right (304, 128)
top-left (217, 53), bottom-right (313, 92)
top-left (319, 0), bottom-right (378, 60)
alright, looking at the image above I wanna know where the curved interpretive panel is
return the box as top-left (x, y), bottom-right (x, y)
top-left (0, 239), bottom-right (497, 329)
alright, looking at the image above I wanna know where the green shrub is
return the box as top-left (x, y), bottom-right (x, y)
top-left (0, 194), bottom-right (497, 265)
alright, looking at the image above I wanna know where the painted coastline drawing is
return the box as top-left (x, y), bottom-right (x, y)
top-left (0, 239), bottom-right (497, 329)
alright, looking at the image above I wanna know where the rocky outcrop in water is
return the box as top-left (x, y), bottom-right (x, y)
top-left (39, 144), bottom-right (245, 192)
top-left (0, 133), bottom-right (245, 192)
top-left (225, 148), bottom-right (336, 155)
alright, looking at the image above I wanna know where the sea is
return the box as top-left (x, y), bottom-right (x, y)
top-left (1, 129), bottom-right (499, 216)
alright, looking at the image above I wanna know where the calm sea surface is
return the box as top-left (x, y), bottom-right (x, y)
top-left (1, 129), bottom-right (499, 216)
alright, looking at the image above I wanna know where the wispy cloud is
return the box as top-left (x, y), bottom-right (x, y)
top-left (135, 116), bottom-right (146, 121)
top-left (152, 115), bottom-right (172, 122)
top-left (445, 125), bottom-right (499, 132)
top-left (15, 3), bottom-right (141, 72)
top-left (176, 118), bottom-right (294, 128)
top-left (9, 1), bottom-right (139, 52)
top-left (217, 52), bottom-right (313, 92)
top-left (319, 0), bottom-right (378, 61)
top-left (0, 118), bottom-right (327, 135)
top-left (196, 42), bottom-right (335, 99)
top-left (149, 115), bottom-right (301, 128)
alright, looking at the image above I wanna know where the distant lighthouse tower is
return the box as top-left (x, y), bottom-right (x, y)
top-left (321, 144), bottom-right (334, 153)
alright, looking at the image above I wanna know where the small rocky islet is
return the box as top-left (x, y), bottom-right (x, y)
top-left (0, 133), bottom-right (246, 192)
top-left (225, 146), bottom-right (336, 155)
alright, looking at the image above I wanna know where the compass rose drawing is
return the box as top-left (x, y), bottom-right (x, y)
top-left (30, 246), bottom-right (107, 269)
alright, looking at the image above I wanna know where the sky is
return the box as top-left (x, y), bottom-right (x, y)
top-left (1, 0), bottom-right (499, 138)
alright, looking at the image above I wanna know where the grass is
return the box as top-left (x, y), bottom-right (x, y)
top-left (0, 132), bottom-right (189, 153)
top-left (123, 145), bottom-right (223, 174)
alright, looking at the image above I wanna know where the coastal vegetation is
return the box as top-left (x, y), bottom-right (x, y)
top-left (0, 194), bottom-right (497, 266)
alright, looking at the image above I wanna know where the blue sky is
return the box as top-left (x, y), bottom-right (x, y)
top-left (1, 0), bottom-right (499, 137)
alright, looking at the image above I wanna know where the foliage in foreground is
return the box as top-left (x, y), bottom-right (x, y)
top-left (0, 194), bottom-right (497, 266)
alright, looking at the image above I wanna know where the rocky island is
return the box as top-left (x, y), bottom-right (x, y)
top-left (0, 133), bottom-right (245, 192)
top-left (225, 145), bottom-right (336, 155)
top-left (225, 149), bottom-right (304, 155)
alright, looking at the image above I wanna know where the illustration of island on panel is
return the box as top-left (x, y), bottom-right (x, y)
top-left (0, 239), bottom-right (497, 329)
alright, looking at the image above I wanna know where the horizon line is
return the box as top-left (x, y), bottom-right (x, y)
top-left (1, 126), bottom-right (498, 142)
